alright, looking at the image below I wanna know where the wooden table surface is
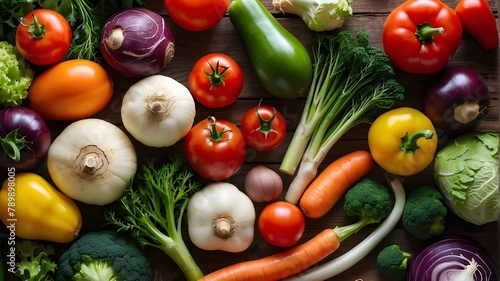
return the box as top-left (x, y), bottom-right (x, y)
top-left (3, 0), bottom-right (499, 280)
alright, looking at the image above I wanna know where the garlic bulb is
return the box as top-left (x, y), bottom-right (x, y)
top-left (245, 165), bottom-right (283, 202)
top-left (187, 182), bottom-right (255, 253)
top-left (47, 118), bottom-right (137, 206)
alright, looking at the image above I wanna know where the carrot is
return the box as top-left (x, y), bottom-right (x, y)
top-left (198, 228), bottom-right (340, 281)
top-left (299, 150), bottom-right (374, 218)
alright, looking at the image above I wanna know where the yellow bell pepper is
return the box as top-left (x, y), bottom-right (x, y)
top-left (368, 107), bottom-right (438, 176)
top-left (0, 172), bottom-right (82, 243)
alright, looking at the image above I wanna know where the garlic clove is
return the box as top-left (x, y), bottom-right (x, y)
top-left (244, 165), bottom-right (283, 202)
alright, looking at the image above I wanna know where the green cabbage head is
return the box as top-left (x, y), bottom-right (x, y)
top-left (434, 131), bottom-right (499, 225)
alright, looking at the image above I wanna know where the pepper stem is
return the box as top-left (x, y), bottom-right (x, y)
top-left (0, 128), bottom-right (26, 162)
top-left (399, 130), bottom-right (434, 154)
top-left (415, 22), bottom-right (444, 44)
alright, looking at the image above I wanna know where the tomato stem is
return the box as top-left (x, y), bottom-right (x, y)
top-left (205, 116), bottom-right (232, 142)
top-left (204, 60), bottom-right (230, 90)
top-left (22, 14), bottom-right (46, 39)
top-left (399, 129), bottom-right (434, 154)
top-left (415, 22), bottom-right (444, 44)
top-left (252, 101), bottom-right (277, 139)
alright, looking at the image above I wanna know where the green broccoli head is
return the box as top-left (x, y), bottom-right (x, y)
top-left (334, 178), bottom-right (393, 242)
top-left (376, 244), bottom-right (411, 280)
top-left (0, 41), bottom-right (34, 108)
top-left (55, 231), bottom-right (151, 281)
top-left (344, 178), bottom-right (392, 223)
top-left (402, 186), bottom-right (448, 240)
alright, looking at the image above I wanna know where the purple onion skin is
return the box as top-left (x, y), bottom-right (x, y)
top-left (423, 66), bottom-right (490, 138)
top-left (100, 7), bottom-right (175, 77)
top-left (408, 235), bottom-right (498, 281)
top-left (0, 107), bottom-right (51, 172)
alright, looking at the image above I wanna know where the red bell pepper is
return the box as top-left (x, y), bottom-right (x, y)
top-left (455, 0), bottom-right (499, 50)
top-left (382, 0), bottom-right (463, 74)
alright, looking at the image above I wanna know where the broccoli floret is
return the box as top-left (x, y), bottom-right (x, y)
top-left (55, 231), bottom-right (151, 281)
top-left (335, 178), bottom-right (393, 242)
top-left (15, 240), bottom-right (57, 281)
top-left (402, 186), bottom-right (448, 240)
top-left (376, 244), bottom-right (411, 280)
top-left (0, 41), bottom-right (34, 108)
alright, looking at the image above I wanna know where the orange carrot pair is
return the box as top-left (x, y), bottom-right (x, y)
top-left (198, 228), bottom-right (340, 281)
top-left (300, 150), bottom-right (374, 218)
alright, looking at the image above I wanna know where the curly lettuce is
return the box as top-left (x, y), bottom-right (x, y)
top-left (434, 131), bottom-right (499, 225)
top-left (0, 41), bottom-right (34, 108)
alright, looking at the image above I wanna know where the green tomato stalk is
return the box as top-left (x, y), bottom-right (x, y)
top-left (106, 158), bottom-right (204, 281)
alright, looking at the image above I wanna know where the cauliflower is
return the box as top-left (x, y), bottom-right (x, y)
top-left (0, 41), bottom-right (34, 108)
top-left (273, 0), bottom-right (353, 32)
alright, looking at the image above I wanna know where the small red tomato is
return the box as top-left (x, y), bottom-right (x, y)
top-left (16, 9), bottom-right (72, 65)
top-left (241, 103), bottom-right (287, 151)
top-left (189, 53), bottom-right (244, 108)
top-left (258, 201), bottom-right (306, 247)
top-left (184, 116), bottom-right (246, 181)
top-left (164, 0), bottom-right (228, 31)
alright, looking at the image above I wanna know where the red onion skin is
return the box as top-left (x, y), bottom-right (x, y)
top-left (408, 235), bottom-right (498, 281)
top-left (0, 106), bottom-right (51, 172)
top-left (100, 7), bottom-right (175, 77)
top-left (423, 66), bottom-right (490, 138)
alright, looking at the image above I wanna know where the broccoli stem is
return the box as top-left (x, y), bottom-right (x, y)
top-left (74, 259), bottom-right (119, 281)
top-left (333, 217), bottom-right (378, 243)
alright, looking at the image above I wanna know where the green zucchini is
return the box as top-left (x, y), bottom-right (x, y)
top-left (229, 0), bottom-right (312, 99)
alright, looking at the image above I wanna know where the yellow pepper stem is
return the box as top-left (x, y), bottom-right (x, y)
top-left (399, 129), bottom-right (434, 154)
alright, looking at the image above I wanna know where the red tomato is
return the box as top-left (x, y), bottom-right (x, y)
top-left (189, 53), bottom-right (244, 108)
top-left (184, 116), bottom-right (246, 181)
top-left (240, 103), bottom-right (287, 151)
top-left (258, 201), bottom-right (306, 247)
top-left (164, 0), bottom-right (229, 31)
top-left (16, 9), bottom-right (72, 65)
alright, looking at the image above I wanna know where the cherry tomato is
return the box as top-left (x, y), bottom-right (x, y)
top-left (189, 53), bottom-right (244, 108)
top-left (184, 116), bottom-right (246, 181)
top-left (241, 103), bottom-right (287, 151)
top-left (258, 201), bottom-right (306, 247)
top-left (16, 9), bottom-right (72, 65)
top-left (164, 0), bottom-right (229, 32)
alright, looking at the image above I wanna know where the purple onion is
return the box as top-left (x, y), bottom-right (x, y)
top-left (100, 7), bottom-right (175, 77)
top-left (408, 235), bottom-right (498, 281)
top-left (423, 66), bottom-right (490, 137)
top-left (0, 106), bottom-right (51, 172)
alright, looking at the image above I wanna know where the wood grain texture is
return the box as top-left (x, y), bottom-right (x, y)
top-left (3, 0), bottom-right (499, 280)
